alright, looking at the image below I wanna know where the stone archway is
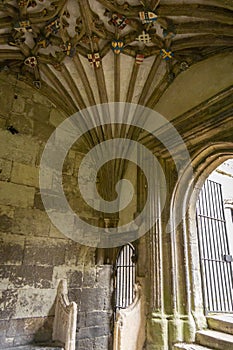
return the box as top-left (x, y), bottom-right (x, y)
top-left (170, 142), bottom-right (233, 332)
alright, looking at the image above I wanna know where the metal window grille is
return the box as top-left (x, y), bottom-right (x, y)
top-left (196, 179), bottom-right (233, 313)
top-left (115, 243), bottom-right (136, 311)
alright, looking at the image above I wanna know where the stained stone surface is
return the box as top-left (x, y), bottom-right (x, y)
top-left (0, 0), bottom-right (231, 345)
top-left (3, 346), bottom-right (64, 350)
top-left (0, 77), bottom-right (113, 349)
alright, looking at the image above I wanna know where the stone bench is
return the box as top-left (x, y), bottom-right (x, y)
top-left (113, 283), bottom-right (145, 350)
top-left (52, 280), bottom-right (77, 350)
top-left (4, 346), bottom-right (63, 350)
top-left (4, 280), bottom-right (77, 350)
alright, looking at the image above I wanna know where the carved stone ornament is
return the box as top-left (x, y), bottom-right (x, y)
top-left (24, 56), bottom-right (38, 68)
top-left (136, 31), bottom-right (151, 43)
top-left (17, 0), bottom-right (28, 7)
top-left (0, 0), bottom-right (230, 118)
top-left (14, 20), bottom-right (33, 33)
top-left (33, 80), bottom-right (41, 89)
top-left (45, 17), bottom-right (60, 36)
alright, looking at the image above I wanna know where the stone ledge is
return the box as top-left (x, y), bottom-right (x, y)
top-left (207, 314), bottom-right (233, 335)
top-left (3, 344), bottom-right (64, 350)
top-left (173, 343), bottom-right (215, 349)
top-left (196, 329), bottom-right (233, 350)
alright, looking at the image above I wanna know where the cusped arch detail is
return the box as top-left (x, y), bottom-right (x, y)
top-left (170, 142), bottom-right (233, 330)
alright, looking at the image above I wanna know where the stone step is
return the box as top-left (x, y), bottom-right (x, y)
top-left (207, 314), bottom-right (233, 335)
top-left (173, 342), bottom-right (215, 350)
top-left (196, 329), bottom-right (233, 350)
top-left (3, 345), bottom-right (64, 350)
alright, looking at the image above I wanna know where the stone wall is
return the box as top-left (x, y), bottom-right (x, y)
top-left (0, 73), bottom-right (113, 349)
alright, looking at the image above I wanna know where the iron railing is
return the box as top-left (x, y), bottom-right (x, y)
top-left (196, 179), bottom-right (233, 313)
top-left (115, 243), bottom-right (136, 311)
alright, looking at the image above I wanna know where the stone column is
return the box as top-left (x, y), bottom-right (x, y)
top-left (144, 158), bottom-right (197, 349)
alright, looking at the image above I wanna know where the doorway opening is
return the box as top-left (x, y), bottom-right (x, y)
top-left (196, 159), bottom-right (233, 314)
top-left (114, 243), bottom-right (136, 313)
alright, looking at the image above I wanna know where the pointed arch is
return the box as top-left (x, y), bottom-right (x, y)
top-left (170, 142), bottom-right (233, 331)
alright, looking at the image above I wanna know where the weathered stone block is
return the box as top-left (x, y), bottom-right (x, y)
top-left (9, 113), bottom-right (34, 136)
top-left (76, 337), bottom-right (94, 350)
top-left (94, 335), bottom-right (111, 350)
top-left (34, 190), bottom-right (45, 211)
top-left (83, 268), bottom-right (96, 288)
top-left (52, 266), bottom-right (83, 288)
top-left (12, 334), bottom-right (35, 346)
top-left (14, 80), bottom-right (33, 98)
top-left (147, 316), bottom-right (168, 349)
top-left (23, 237), bottom-right (66, 266)
top-left (0, 181), bottom-right (35, 208)
top-left (34, 330), bottom-right (52, 343)
top-left (28, 104), bottom-right (51, 123)
top-left (0, 335), bottom-right (14, 348)
top-left (0, 319), bottom-right (6, 333)
top-left (15, 289), bottom-right (56, 318)
top-left (0, 205), bottom-right (14, 232)
top-left (77, 325), bottom-right (110, 340)
top-left (11, 162), bottom-right (39, 187)
top-left (0, 159), bottom-right (12, 181)
top-left (67, 270), bottom-right (83, 288)
top-left (76, 312), bottom-right (85, 329)
top-left (0, 83), bottom-right (14, 116)
top-left (49, 224), bottom-right (67, 240)
top-left (12, 208), bottom-right (50, 237)
top-left (0, 265), bottom-right (53, 289)
top-left (63, 150), bottom-right (76, 176)
top-left (12, 96), bottom-right (25, 114)
top-left (62, 175), bottom-right (78, 196)
top-left (96, 265), bottom-right (113, 289)
top-left (42, 315), bottom-right (54, 329)
top-left (67, 288), bottom-right (81, 309)
top-left (0, 289), bottom-right (18, 320)
top-left (0, 130), bottom-right (40, 165)
top-left (49, 108), bottom-right (66, 128)
top-left (80, 288), bottom-right (111, 312)
top-left (6, 317), bottom-right (42, 336)
top-left (0, 233), bottom-right (24, 265)
top-left (64, 241), bottom-right (86, 266)
top-left (33, 121), bottom-right (54, 142)
top-left (85, 311), bottom-right (111, 328)
top-left (5, 316), bottom-right (54, 345)
top-left (33, 91), bottom-right (52, 107)
top-left (35, 144), bottom-right (45, 167)
top-left (0, 117), bottom-right (6, 128)
top-left (34, 191), bottom-right (67, 212)
top-left (71, 246), bottom-right (95, 267)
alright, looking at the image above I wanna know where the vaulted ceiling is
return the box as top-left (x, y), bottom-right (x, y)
top-left (0, 0), bottom-right (232, 227)
top-left (0, 0), bottom-right (232, 116)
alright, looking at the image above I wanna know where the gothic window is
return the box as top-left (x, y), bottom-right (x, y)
top-left (115, 243), bottom-right (136, 311)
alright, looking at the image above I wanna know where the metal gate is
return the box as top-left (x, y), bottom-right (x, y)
top-left (196, 179), bottom-right (233, 313)
top-left (115, 243), bottom-right (136, 312)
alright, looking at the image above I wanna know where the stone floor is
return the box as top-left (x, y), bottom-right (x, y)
top-left (3, 345), bottom-right (63, 350)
